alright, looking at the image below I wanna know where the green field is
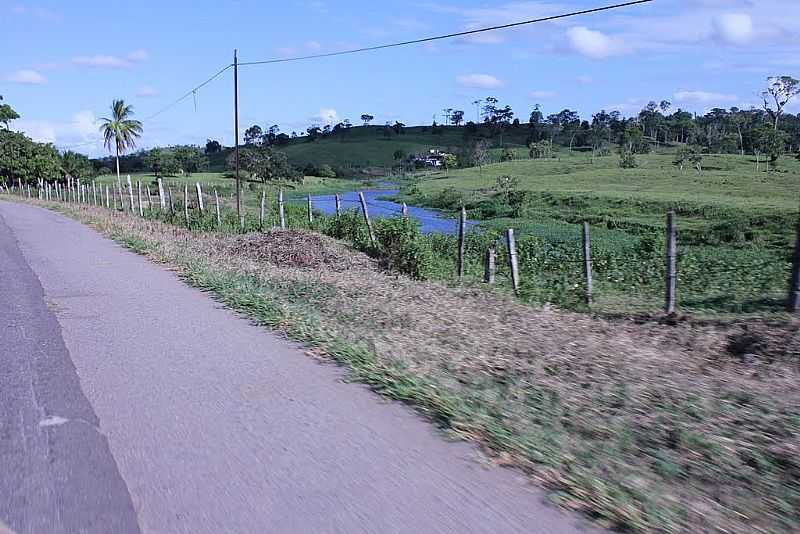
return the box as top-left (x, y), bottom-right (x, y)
top-left (393, 150), bottom-right (799, 316)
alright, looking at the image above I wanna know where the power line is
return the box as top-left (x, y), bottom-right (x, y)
top-left (238, 0), bottom-right (654, 66)
top-left (143, 63), bottom-right (233, 122)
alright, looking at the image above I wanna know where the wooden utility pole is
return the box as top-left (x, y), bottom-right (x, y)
top-left (233, 49), bottom-right (241, 226)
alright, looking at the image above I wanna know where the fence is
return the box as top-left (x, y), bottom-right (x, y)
top-left (2, 175), bottom-right (799, 316)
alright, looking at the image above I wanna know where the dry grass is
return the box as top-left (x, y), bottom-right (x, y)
top-left (37, 201), bottom-right (800, 533)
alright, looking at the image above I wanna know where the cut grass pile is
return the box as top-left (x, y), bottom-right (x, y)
top-left (26, 197), bottom-right (800, 534)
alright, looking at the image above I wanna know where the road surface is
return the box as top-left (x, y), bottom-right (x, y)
top-left (0, 200), bottom-right (598, 533)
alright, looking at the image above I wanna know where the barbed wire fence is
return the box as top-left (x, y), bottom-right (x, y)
top-left (3, 178), bottom-right (798, 317)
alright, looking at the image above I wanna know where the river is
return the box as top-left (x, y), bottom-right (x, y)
top-left (301, 190), bottom-right (476, 235)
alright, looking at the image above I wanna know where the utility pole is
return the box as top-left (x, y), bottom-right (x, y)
top-left (234, 49), bottom-right (241, 225)
top-left (473, 100), bottom-right (481, 123)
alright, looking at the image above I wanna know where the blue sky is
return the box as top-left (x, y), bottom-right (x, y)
top-left (2, 0), bottom-right (798, 157)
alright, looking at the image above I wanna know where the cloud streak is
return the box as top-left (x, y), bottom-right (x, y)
top-left (456, 73), bottom-right (504, 89)
top-left (71, 50), bottom-right (149, 69)
top-left (8, 69), bottom-right (46, 84)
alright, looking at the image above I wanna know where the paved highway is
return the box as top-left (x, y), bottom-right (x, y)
top-left (0, 201), bottom-right (597, 533)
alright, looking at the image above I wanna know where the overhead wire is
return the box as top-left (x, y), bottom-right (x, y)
top-left (141, 0), bottom-right (655, 124)
top-left (237, 0), bottom-right (654, 67)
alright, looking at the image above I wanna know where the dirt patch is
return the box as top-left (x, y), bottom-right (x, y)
top-left (221, 229), bottom-right (376, 272)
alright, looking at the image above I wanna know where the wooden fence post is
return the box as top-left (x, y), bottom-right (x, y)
top-left (484, 247), bottom-right (496, 284)
top-left (195, 182), bottom-right (205, 212)
top-left (458, 206), bottom-right (467, 281)
top-left (117, 177), bottom-right (124, 211)
top-left (259, 190), bottom-right (266, 229)
top-left (582, 222), bottom-right (593, 306)
top-left (105, 185), bottom-right (110, 209)
top-left (147, 186), bottom-right (154, 212)
top-left (91, 181), bottom-right (97, 206)
top-left (184, 184), bottom-right (190, 227)
top-left (157, 178), bottom-right (166, 210)
top-left (402, 202), bottom-right (409, 218)
top-left (787, 215), bottom-right (800, 313)
top-left (137, 181), bottom-right (144, 216)
top-left (239, 187), bottom-right (245, 231)
top-left (214, 189), bottom-right (222, 227)
top-left (127, 175), bottom-right (135, 212)
top-left (278, 189), bottom-right (286, 229)
top-left (665, 211), bottom-right (677, 314)
top-left (506, 228), bottom-right (520, 294)
top-left (335, 194), bottom-right (341, 217)
top-left (167, 186), bottom-right (175, 214)
top-left (307, 194), bottom-right (314, 224)
top-left (358, 191), bottom-right (376, 246)
top-left (77, 179), bottom-right (81, 203)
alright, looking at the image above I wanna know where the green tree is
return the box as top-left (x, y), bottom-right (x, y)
top-left (205, 139), bottom-right (222, 154)
top-left (172, 145), bottom-right (208, 175)
top-left (98, 99), bottom-right (143, 184)
top-left (60, 150), bottom-right (94, 179)
top-left (227, 144), bottom-right (299, 183)
top-left (754, 126), bottom-right (786, 171)
top-left (360, 114), bottom-right (374, 126)
top-left (441, 153), bottom-right (457, 176)
top-left (674, 145), bottom-right (703, 173)
top-left (762, 75), bottom-right (800, 130)
top-left (143, 148), bottom-right (180, 178)
top-left (0, 130), bottom-right (61, 185)
top-left (243, 124), bottom-right (263, 145)
top-left (0, 95), bottom-right (20, 129)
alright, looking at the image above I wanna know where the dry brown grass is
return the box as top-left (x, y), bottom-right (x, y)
top-left (42, 201), bottom-right (800, 533)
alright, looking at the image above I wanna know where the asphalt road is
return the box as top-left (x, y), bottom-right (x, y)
top-left (0, 200), bottom-right (598, 534)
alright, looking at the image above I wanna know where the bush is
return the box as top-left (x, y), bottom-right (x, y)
top-left (373, 217), bottom-right (435, 280)
top-left (619, 151), bottom-right (638, 168)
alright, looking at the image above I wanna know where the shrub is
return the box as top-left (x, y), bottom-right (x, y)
top-left (374, 217), bottom-right (435, 280)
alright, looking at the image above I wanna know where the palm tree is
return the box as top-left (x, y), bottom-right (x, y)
top-left (99, 99), bottom-right (143, 182)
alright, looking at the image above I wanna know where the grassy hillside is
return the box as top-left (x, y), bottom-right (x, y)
top-left (209, 125), bottom-right (532, 171)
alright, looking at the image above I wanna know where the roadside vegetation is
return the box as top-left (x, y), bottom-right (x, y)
top-left (11, 195), bottom-right (797, 534)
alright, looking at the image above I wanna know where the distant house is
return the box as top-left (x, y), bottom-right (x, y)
top-left (410, 149), bottom-right (444, 167)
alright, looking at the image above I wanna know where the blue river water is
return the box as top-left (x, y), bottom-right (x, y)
top-left (297, 190), bottom-right (477, 235)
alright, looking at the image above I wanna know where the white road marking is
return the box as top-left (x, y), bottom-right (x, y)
top-left (39, 416), bottom-right (69, 427)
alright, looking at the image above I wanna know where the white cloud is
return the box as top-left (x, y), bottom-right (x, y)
top-left (674, 90), bottom-right (737, 104)
top-left (127, 49), bottom-right (149, 62)
top-left (713, 13), bottom-right (754, 45)
top-left (8, 69), bottom-right (46, 84)
top-left (136, 86), bottom-right (158, 98)
top-left (314, 108), bottom-right (339, 124)
top-left (529, 90), bottom-right (556, 99)
top-left (71, 50), bottom-right (147, 69)
top-left (14, 110), bottom-right (101, 149)
top-left (566, 26), bottom-right (626, 59)
top-left (456, 73), bottom-right (504, 89)
top-left (72, 55), bottom-right (130, 69)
